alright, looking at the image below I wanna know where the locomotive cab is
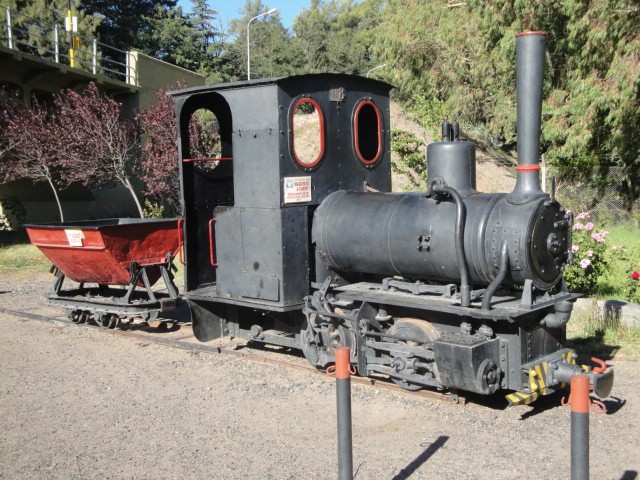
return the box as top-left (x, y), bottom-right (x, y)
top-left (170, 74), bottom-right (392, 340)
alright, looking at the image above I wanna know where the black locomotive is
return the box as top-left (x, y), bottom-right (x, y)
top-left (170, 32), bottom-right (612, 404)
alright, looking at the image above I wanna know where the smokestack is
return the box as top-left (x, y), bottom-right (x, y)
top-left (507, 31), bottom-right (547, 204)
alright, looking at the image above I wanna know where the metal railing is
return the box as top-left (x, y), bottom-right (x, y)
top-left (1, 6), bottom-right (136, 84)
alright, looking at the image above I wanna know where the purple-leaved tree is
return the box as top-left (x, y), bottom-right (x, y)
top-left (2, 100), bottom-right (69, 221)
top-left (55, 83), bottom-right (144, 217)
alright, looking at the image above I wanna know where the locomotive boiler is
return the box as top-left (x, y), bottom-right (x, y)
top-left (170, 32), bottom-right (612, 404)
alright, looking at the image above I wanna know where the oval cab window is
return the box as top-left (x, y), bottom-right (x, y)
top-left (291, 98), bottom-right (325, 168)
top-left (353, 100), bottom-right (382, 165)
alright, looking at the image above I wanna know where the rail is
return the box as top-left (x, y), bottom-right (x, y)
top-left (0, 6), bottom-right (136, 84)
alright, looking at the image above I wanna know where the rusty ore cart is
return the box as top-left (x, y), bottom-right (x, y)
top-left (25, 218), bottom-right (181, 328)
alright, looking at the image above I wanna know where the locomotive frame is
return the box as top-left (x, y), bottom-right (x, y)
top-left (169, 32), bottom-right (613, 404)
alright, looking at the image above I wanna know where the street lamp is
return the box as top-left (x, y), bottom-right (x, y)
top-left (247, 8), bottom-right (277, 81)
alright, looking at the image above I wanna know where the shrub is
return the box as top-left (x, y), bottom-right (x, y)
top-left (563, 211), bottom-right (609, 296)
top-left (626, 270), bottom-right (640, 304)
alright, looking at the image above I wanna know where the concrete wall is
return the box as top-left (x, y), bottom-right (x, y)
top-left (128, 51), bottom-right (205, 110)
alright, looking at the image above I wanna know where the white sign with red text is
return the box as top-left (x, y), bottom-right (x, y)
top-left (283, 176), bottom-right (312, 204)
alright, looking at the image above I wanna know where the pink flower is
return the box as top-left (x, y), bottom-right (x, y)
top-left (632, 271), bottom-right (640, 280)
top-left (571, 245), bottom-right (580, 253)
top-left (573, 223), bottom-right (584, 232)
top-left (586, 250), bottom-right (594, 257)
top-left (591, 233), bottom-right (605, 243)
top-left (576, 212), bottom-right (590, 220)
top-left (580, 259), bottom-right (591, 269)
top-left (600, 230), bottom-right (609, 237)
top-left (585, 222), bottom-right (595, 231)
top-left (611, 246), bottom-right (618, 251)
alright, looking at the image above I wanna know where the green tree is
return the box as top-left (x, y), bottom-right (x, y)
top-left (292, 0), bottom-right (382, 75)
top-left (373, 0), bottom-right (639, 209)
top-left (78, 0), bottom-right (177, 50)
top-left (2, 0), bottom-right (100, 65)
top-left (145, 5), bottom-right (199, 70)
top-left (224, 0), bottom-right (299, 80)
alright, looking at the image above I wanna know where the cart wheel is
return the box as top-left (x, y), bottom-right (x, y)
top-left (79, 311), bottom-right (90, 324)
top-left (70, 310), bottom-right (83, 324)
top-left (98, 313), bottom-right (119, 329)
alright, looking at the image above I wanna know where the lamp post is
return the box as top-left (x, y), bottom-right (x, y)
top-left (247, 8), bottom-right (277, 81)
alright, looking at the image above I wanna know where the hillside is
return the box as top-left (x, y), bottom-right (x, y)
top-left (390, 101), bottom-right (516, 193)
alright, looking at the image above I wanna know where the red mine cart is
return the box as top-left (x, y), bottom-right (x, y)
top-left (25, 218), bottom-right (182, 328)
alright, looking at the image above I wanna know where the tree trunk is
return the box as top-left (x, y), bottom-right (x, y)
top-left (46, 175), bottom-right (65, 222)
top-left (123, 176), bottom-right (144, 218)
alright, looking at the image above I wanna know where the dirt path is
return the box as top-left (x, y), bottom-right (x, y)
top-left (1, 272), bottom-right (639, 479)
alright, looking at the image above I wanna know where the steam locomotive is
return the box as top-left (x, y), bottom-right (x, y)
top-left (170, 32), bottom-right (613, 404)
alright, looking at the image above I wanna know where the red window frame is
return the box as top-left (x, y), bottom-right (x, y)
top-left (290, 97), bottom-right (325, 169)
top-left (353, 99), bottom-right (382, 165)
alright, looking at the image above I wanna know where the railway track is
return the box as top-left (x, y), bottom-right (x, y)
top-left (1, 306), bottom-right (466, 406)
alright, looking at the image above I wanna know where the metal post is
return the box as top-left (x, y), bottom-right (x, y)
top-left (246, 9), bottom-right (277, 81)
top-left (246, 20), bottom-right (250, 81)
top-left (335, 347), bottom-right (353, 480)
top-left (92, 38), bottom-right (97, 74)
top-left (6, 7), bottom-right (12, 49)
top-left (571, 375), bottom-right (590, 480)
top-left (125, 51), bottom-right (130, 84)
top-left (54, 24), bottom-right (59, 62)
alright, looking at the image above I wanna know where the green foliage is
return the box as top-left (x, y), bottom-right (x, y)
top-left (2, 0), bottom-right (100, 65)
top-left (606, 240), bottom-right (640, 304)
top-left (625, 270), bottom-right (640, 305)
top-left (371, 0), bottom-right (640, 208)
top-left (223, 0), bottom-right (299, 80)
top-left (0, 243), bottom-right (49, 273)
top-left (390, 129), bottom-right (425, 188)
top-left (563, 212), bottom-right (609, 296)
top-left (142, 200), bottom-right (170, 219)
top-left (566, 298), bottom-right (640, 360)
top-left (292, 0), bottom-right (382, 75)
top-left (0, 196), bottom-right (26, 231)
top-left (78, 0), bottom-right (177, 51)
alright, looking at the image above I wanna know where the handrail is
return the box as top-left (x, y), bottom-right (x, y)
top-left (208, 218), bottom-right (218, 267)
top-left (2, 6), bottom-right (132, 83)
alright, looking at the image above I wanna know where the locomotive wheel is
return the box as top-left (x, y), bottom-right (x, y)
top-left (299, 317), bottom-right (321, 367)
top-left (385, 318), bottom-right (440, 391)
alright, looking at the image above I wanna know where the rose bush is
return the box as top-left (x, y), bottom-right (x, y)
top-left (563, 212), bottom-right (609, 295)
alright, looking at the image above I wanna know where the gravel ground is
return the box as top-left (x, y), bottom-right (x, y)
top-left (1, 271), bottom-right (639, 479)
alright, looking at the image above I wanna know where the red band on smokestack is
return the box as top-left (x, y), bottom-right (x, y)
top-left (516, 164), bottom-right (541, 172)
top-left (516, 31), bottom-right (547, 37)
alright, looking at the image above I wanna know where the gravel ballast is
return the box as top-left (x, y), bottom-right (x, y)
top-left (1, 272), bottom-right (638, 479)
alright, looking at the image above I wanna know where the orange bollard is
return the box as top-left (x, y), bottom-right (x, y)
top-left (335, 347), bottom-right (353, 480)
top-left (570, 375), bottom-right (590, 480)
